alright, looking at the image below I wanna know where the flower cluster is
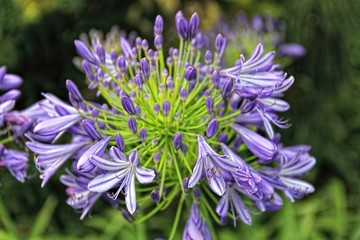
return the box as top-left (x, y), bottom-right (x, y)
top-left (25, 11), bottom-right (315, 239)
top-left (0, 66), bottom-right (34, 182)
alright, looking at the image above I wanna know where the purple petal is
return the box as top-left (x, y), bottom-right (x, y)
top-left (109, 146), bottom-right (127, 162)
top-left (77, 136), bottom-right (110, 172)
top-left (188, 159), bottom-right (203, 188)
top-left (230, 189), bottom-right (252, 225)
top-left (135, 166), bottom-right (155, 184)
top-left (88, 172), bottom-right (123, 192)
top-left (90, 155), bottom-right (130, 171)
top-left (125, 174), bottom-right (137, 214)
top-left (216, 192), bottom-right (229, 217)
top-left (232, 124), bottom-right (277, 160)
top-left (34, 114), bottom-right (82, 135)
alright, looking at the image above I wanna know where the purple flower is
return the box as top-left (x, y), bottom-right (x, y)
top-left (74, 40), bottom-right (100, 65)
top-left (0, 66), bottom-right (23, 90)
top-left (88, 148), bottom-right (155, 214)
top-left (216, 183), bottom-right (252, 225)
top-left (260, 151), bottom-right (315, 202)
top-left (206, 119), bottom-right (219, 138)
top-left (0, 145), bottom-right (28, 182)
top-left (232, 123), bottom-right (277, 161)
top-left (33, 113), bottom-right (83, 137)
top-left (77, 136), bottom-right (111, 172)
top-left (188, 135), bottom-right (239, 196)
top-left (183, 203), bottom-right (212, 240)
top-left (173, 132), bottom-right (183, 150)
top-left (60, 170), bottom-right (103, 220)
top-left (220, 44), bottom-right (283, 88)
top-left (184, 65), bottom-right (197, 81)
top-left (26, 140), bottom-right (85, 187)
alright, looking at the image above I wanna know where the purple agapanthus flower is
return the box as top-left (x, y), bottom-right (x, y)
top-left (88, 147), bottom-right (156, 214)
top-left (183, 203), bottom-right (212, 240)
top-left (26, 140), bottom-right (85, 187)
top-left (188, 135), bottom-right (239, 196)
top-left (216, 183), bottom-right (252, 226)
top-left (260, 150), bottom-right (316, 202)
top-left (0, 145), bottom-right (28, 182)
top-left (60, 169), bottom-right (103, 220)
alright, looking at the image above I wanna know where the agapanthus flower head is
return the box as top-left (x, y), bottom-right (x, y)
top-left (25, 12), bottom-right (315, 239)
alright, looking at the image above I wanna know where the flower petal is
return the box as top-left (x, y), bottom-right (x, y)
top-left (90, 155), bottom-right (129, 171)
top-left (188, 159), bottom-right (203, 188)
top-left (125, 174), bottom-right (137, 214)
top-left (135, 166), bottom-right (155, 184)
top-left (88, 172), bottom-right (123, 192)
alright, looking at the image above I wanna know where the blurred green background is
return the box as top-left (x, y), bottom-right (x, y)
top-left (0, 0), bottom-right (359, 239)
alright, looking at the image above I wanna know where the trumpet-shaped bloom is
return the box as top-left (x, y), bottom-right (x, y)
top-left (88, 148), bottom-right (156, 214)
top-left (188, 135), bottom-right (239, 196)
top-left (26, 140), bottom-right (85, 187)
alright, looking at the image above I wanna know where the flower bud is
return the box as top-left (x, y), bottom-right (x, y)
top-left (140, 128), bottom-right (147, 142)
top-left (74, 40), bottom-right (99, 65)
top-left (142, 39), bottom-right (149, 51)
top-left (116, 56), bottom-right (127, 72)
top-left (154, 152), bottom-right (161, 164)
top-left (135, 105), bottom-right (141, 116)
top-left (120, 94), bottom-right (136, 115)
top-left (212, 70), bottom-right (220, 89)
top-left (194, 188), bottom-right (201, 201)
top-left (81, 60), bottom-right (93, 80)
top-left (206, 96), bottom-right (214, 114)
top-left (154, 15), bottom-right (164, 35)
top-left (128, 116), bottom-right (137, 134)
top-left (83, 119), bottom-right (102, 140)
top-left (154, 35), bottom-right (163, 49)
top-left (180, 89), bottom-right (187, 102)
top-left (205, 50), bottom-right (212, 64)
top-left (162, 100), bottom-right (170, 117)
top-left (215, 34), bottom-right (226, 55)
top-left (206, 119), bottom-right (219, 138)
top-left (154, 103), bottom-right (160, 115)
top-left (189, 12), bottom-right (200, 38)
top-left (150, 189), bottom-right (161, 203)
top-left (184, 65), bottom-right (197, 81)
top-left (115, 133), bottom-right (125, 152)
top-left (222, 78), bottom-right (234, 98)
top-left (66, 80), bottom-right (84, 102)
top-left (176, 17), bottom-right (189, 40)
top-left (141, 58), bottom-right (150, 79)
top-left (96, 44), bottom-right (106, 64)
top-left (173, 132), bottom-right (182, 150)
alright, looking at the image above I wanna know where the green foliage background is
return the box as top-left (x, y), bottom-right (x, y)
top-left (0, 0), bottom-right (359, 239)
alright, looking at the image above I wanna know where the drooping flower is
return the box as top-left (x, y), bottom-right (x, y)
top-left (26, 140), bottom-right (85, 187)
